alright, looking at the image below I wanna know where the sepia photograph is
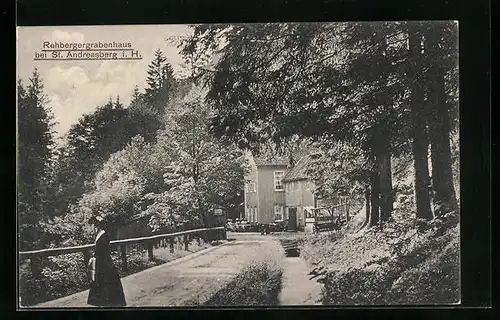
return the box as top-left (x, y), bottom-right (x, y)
top-left (17, 22), bottom-right (460, 308)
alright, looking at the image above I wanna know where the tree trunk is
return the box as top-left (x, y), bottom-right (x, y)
top-left (369, 169), bottom-right (380, 227)
top-left (379, 136), bottom-right (393, 222)
top-left (360, 185), bottom-right (370, 228)
top-left (408, 25), bottom-right (433, 220)
top-left (365, 186), bottom-right (371, 224)
top-left (426, 28), bottom-right (459, 216)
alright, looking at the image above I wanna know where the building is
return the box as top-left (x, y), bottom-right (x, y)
top-left (243, 153), bottom-right (321, 230)
top-left (244, 154), bottom-right (289, 225)
top-left (282, 155), bottom-right (318, 230)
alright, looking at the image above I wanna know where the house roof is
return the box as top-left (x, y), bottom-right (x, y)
top-left (254, 156), bottom-right (289, 166)
top-left (282, 155), bottom-right (314, 182)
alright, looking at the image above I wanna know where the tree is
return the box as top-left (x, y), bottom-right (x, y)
top-left (78, 136), bottom-right (149, 226)
top-left (424, 23), bottom-right (459, 215)
top-left (18, 69), bottom-right (56, 250)
top-left (49, 99), bottom-right (133, 217)
top-left (144, 49), bottom-right (177, 115)
top-left (407, 23), bottom-right (433, 220)
top-left (130, 85), bottom-right (142, 106)
top-left (127, 91), bottom-right (164, 143)
top-left (181, 22), bottom-right (458, 224)
top-left (181, 23), bottom-right (405, 223)
top-left (149, 87), bottom-right (248, 228)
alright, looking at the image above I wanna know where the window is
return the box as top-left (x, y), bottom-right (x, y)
top-left (306, 208), bottom-right (314, 218)
top-left (274, 205), bottom-right (284, 221)
top-left (274, 171), bottom-right (284, 191)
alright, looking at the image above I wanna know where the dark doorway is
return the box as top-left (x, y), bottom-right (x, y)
top-left (288, 207), bottom-right (297, 231)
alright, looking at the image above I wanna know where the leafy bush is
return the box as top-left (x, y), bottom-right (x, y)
top-left (202, 261), bottom-right (283, 306)
top-left (40, 207), bottom-right (96, 247)
top-left (302, 209), bottom-right (460, 305)
top-left (19, 253), bottom-right (89, 306)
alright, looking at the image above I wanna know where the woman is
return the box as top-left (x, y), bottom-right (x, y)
top-left (87, 215), bottom-right (127, 307)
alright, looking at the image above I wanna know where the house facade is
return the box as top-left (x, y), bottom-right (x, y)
top-left (243, 153), bottom-right (320, 230)
top-left (244, 154), bottom-right (288, 224)
top-left (282, 155), bottom-right (318, 230)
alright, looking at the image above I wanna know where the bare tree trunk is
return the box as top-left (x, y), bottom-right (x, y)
top-left (379, 140), bottom-right (393, 222)
top-left (369, 169), bottom-right (380, 227)
top-left (408, 24), bottom-right (433, 220)
top-left (426, 28), bottom-right (459, 216)
top-left (365, 185), bottom-right (371, 225)
top-left (359, 185), bottom-right (370, 229)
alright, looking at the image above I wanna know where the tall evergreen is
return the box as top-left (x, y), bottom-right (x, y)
top-left (18, 68), bottom-right (55, 249)
top-left (144, 49), bottom-right (177, 114)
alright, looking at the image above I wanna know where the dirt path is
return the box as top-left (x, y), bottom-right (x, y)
top-left (30, 234), bottom-right (281, 308)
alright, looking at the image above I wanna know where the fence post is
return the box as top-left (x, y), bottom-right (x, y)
top-left (29, 257), bottom-right (42, 280)
top-left (184, 234), bottom-right (189, 251)
top-left (346, 200), bottom-right (350, 222)
top-left (82, 250), bottom-right (91, 270)
top-left (147, 241), bottom-right (154, 261)
top-left (169, 237), bottom-right (175, 253)
top-left (120, 244), bottom-right (128, 272)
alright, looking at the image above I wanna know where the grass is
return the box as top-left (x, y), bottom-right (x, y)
top-left (184, 261), bottom-right (283, 306)
top-left (301, 208), bottom-right (460, 305)
top-left (19, 238), bottom-right (214, 306)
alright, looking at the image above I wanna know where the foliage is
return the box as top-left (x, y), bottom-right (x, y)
top-left (201, 261), bottom-right (283, 306)
top-left (61, 87), bottom-right (248, 234)
top-left (308, 140), bottom-right (369, 204)
top-left (144, 49), bottom-right (177, 115)
top-left (301, 209), bottom-right (460, 305)
top-left (19, 253), bottom-right (88, 306)
top-left (77, 135), bottom-right (157, 226)
top-left (49, 99), bottom-right (134, 218)
top-left (40, 207), bottom-right (95, 246)
top-left (146, 87), bottom-right (248, 229)
top-left (181, 22), bottom-right (459, 222)
top-left (17, 69), bottom-right (56, 250)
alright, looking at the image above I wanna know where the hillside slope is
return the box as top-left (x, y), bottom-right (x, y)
top-left (301, 208), bottom-right (460, 305)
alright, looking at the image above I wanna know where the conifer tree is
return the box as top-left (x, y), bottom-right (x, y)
top-left (18, 68), bottom-right (55, 249)
top-left (144, 49), bottom-right (177, 114)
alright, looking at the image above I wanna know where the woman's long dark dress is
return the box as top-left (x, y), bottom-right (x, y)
top-left (87, 231), bottom-right (126, 306)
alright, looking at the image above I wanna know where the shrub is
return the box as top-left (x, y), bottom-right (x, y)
top-left (19, 253), bottom-right (89, 306)
top-left (303, 209), bottom-right (460, 305)
top-left (203, 261), bottom-right (283, 306)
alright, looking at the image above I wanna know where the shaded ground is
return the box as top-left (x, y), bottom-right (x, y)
top-left (300, 208), bottom-right (460, 305)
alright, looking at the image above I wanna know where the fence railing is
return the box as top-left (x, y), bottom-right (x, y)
top-left (20, 226), bottom-right (226, 278)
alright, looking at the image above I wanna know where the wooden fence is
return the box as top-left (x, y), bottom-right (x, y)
top-left (19, 227), bottom-right (226, 277)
